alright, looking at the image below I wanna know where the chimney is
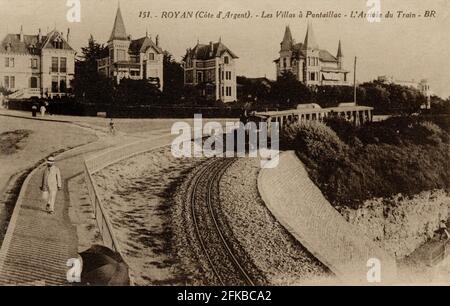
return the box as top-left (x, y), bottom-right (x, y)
top-left (155, 34), bottom-right (159, 47)
top-left (38, 28), bottom-right (42, 42)
top-left (20, 26), bottom-right (24, 42)
top-left (66, 28), bottom-right (70, 43)
top-left (209, 41), bottom-right (213, 57)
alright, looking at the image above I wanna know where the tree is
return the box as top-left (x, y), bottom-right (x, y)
top-left (237, 76), bottom-right (272, 104)
top-left (271, 71), bottom-right (311, 106)
top-left (161, 52), bottom-right (184, 103)
top-left (115, 79), bottom-right (161, 105)
top-left (72, 35), bottom-right (113, 104)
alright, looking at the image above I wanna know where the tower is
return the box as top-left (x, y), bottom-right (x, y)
top-left (302, 22), bottom-right (320, 85)
top-left (337, 40), bottom-right (344, 70)
top-left (108, 5), bottom-right (130, 65)
top-left (279, 26), bottom-right (294, 75)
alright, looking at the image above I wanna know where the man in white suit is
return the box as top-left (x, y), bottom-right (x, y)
top-left (41, 156), bottom-right (62, 214)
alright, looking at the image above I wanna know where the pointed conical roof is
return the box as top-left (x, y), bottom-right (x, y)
top-left (303, 22), bottom-right (318, 50)
top-left (280, 26), bottom-right (294, 51)
top-left (109, 6), bottom-right (128, 41)
top-left (337, 40), bottom-right (343, 57)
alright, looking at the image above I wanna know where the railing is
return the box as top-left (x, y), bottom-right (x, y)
top-left (83, 135), bottom-right (172, 255)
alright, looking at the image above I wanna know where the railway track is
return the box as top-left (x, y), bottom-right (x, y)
top-left (190, 158), bottom-right (255, 286)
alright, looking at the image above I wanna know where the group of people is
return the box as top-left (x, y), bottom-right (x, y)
top-left (31, 101), bottom-right (49, 117)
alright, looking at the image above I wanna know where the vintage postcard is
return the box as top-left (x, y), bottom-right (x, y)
top-left (0, 0), bottom-right (449, 293)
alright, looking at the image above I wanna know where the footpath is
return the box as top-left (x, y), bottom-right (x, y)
top-left (0, 110), bottom-right (141, 285)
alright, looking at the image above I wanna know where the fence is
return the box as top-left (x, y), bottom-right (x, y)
top-left (83, 135), bottom-right (173, 257)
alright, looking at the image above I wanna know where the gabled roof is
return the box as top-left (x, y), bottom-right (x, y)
top-left (281, 42), bottom-right (338, 63)
top-left (41, 30), bottom-right (74, 51)
top-left (129, 36), bottom-right (163, 54)
top-left (185, 41), bottom-right (238, 61)
top-left (109, 6), bottom-right (128, 41)
top-left (0, 30), bottom-right (73, 55)
top-left (319, 50), bottom-right (338, 62)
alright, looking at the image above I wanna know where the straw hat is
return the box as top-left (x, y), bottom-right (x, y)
top-left (46, 156), bottom-right (55, 164)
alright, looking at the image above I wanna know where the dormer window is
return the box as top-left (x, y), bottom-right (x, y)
top-left (224, 56), bottom-right (229, 64)
top-left (53, 38), bottom-right (64, 49)
top-left (148, 53), bottom-right (155, 61)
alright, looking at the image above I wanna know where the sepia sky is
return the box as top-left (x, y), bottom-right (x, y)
top-left (0, 0), bottom-right (449, 98)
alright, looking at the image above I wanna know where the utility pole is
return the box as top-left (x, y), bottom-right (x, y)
top-left (353, 56), bottom-right (357, 104)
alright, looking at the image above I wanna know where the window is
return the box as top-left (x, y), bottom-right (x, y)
top-left (226, 71), bottom-right (232, 80)
top-left (221, 86), bottom-right (224, 97)
top-left (224, 56), bottom-right (229, 64)
top-left (283, 58), bottom-right (287, 68)
top-left (226, 86), bottom-right (232, 96)
top-left (52, 76), bottom-right (59, 92)
top-left (31, 58), bottom-right (38, 69)
top-left (3, 76), bottom-right (15, 89)
top-left (30, 77), bottom-right (38, 88)
top-left (60, 58), bottom-right (67, 73)
top-left (310, 72), bottom-right (315, 81)
top-left (117, 50), bottom-right (126, 61)
top-left (60, 77), bottom-right (67, 92)
top-left (51, 57), bottom-right (58, 73)
top-left (148, 53), bottom-right (155, 61)
top-left (221, 70), bottom-right (224, 81)
top-left (197, 72), bottom-right (203, 83)
top-left (5, 57), bottom-right (14, 68)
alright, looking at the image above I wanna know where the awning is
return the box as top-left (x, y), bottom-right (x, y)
top-left (322, 72), bottom-right (340, 81)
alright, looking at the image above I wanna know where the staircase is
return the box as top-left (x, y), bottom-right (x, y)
top-left (7, 88), bottom-right (41, 100)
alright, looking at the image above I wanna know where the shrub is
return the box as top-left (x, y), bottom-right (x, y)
top-left (282, 120), bottom-right (348, 161)
top-left (285, 116), bottom-right (450, 208)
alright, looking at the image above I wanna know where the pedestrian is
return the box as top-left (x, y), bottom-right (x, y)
top-left (32, 103), bottom-right (38, 117)
top-left (109, 118), bottom-right (116, 136)
top-left (40, 104), bottom-right (46, 117)
top-left (41, 156), bottom-right (62, 214)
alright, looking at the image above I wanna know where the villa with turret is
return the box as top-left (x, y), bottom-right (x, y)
top-left (275, 23), bottom-right (349, 86)
top-left (97, 6), bottom-right (164, 90)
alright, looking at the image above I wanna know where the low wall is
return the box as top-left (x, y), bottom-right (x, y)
top-left (338, 190), bottom-right (449, 259)
top-left (258, 151), bottom-right (397, 283)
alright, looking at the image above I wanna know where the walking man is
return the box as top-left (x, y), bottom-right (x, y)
top-left (41, 156), bottom-right (62, 214)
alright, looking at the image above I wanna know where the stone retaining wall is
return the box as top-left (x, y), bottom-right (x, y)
top-left (258, 151), bottom-right (397, 283)
top-left (338, 190), bottom-right (449, 259)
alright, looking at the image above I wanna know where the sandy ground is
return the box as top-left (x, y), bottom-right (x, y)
top-left (0, 116), bottom-right (97, 243)
top-left (219, 158), bottom-right (332, 285)
top-left (92, 146), bottom-right (206, 285)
